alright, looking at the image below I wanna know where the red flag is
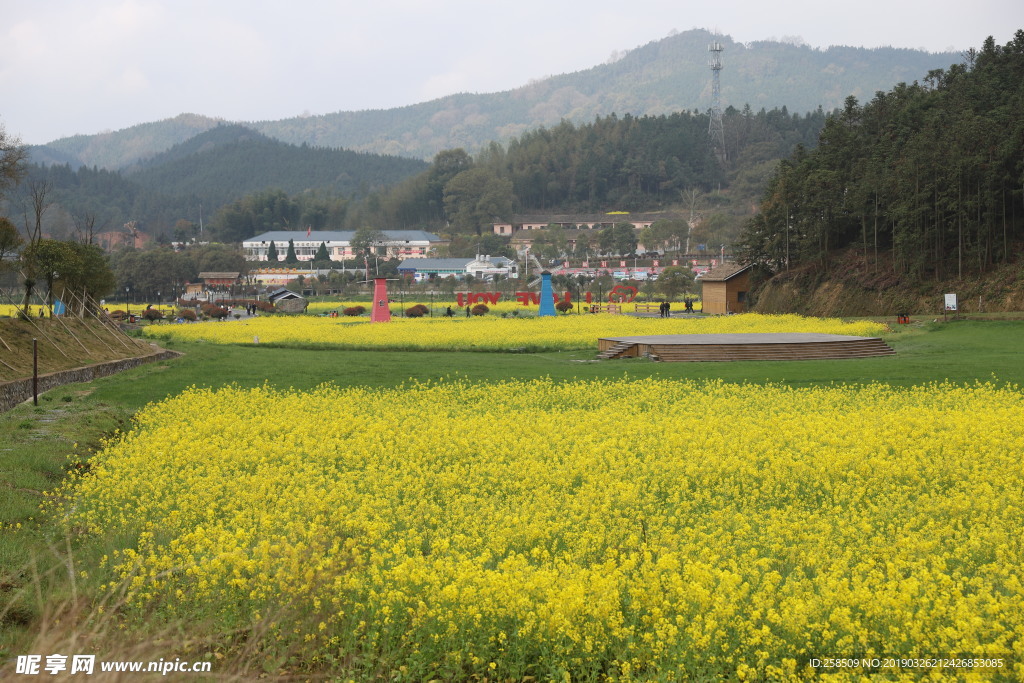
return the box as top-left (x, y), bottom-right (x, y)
top-left (306, 226), bottom-right (311, 237)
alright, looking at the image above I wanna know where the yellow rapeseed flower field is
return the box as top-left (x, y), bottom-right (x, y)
top-left (304, 298), bottom-right (624, 316)
top-left (142, 313), bottom-right (889, 352)
top-left (0, 303), bottom-right (174, 317)
top-left (60, 379), bottom-right (1024, 680)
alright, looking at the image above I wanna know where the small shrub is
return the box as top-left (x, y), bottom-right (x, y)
top-left (405, 304), bottom-right (430, 318)
top-left (142, 308), bottom-right (164, 321)
top-left (471, 304), bottom-right (489, 316)
top-left (555, 301), bottom-right (574, 314)
top-left (201, 304), bottom-right (229, 319)
top-left (343, 306), bottom-right (366, 317)
top-left (177, 309), bottom-right (197, 321)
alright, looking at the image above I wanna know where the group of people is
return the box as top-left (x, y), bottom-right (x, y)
top-left (660, 297), bottom-right (697, 317)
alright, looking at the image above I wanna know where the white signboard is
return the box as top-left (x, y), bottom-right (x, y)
top-left (944, 293), bottom-right (958, 311)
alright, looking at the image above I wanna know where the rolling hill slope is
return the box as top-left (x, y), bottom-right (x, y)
top-left (34, 29), bottom-right (960, 168)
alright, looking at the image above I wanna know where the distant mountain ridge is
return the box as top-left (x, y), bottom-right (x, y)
top-left (125, 125), bottom-right (428, 205)
top-left (22, 125), bottom-right (428, 241)
top-left (33, 28), bottom-right (960, 169)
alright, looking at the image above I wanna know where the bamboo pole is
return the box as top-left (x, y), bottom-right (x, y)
top-left (84, 292), bottom-right (147, 351)
top-left (65, 291), bottom-right (117, 354)
top-left (0, 289), bottom-right (69, 359)
top-left (44, 288), bottom-right (95, 359)
top-left (75, 291), bottom-right (133, 351)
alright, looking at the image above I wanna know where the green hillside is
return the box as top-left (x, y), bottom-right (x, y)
top-left (14, 127), bottom-right (426, 241)
top-left (126, 125), bottom-right (427, 206)
top-left (34, 30), bottom-right (959, 167)
top-left (255, 30), bottom-right (956, 159)
top-left (739, 31), bottom-right (1024, 314)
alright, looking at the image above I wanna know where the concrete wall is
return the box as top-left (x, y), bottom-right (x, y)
top-left (0, 349), bottom-right (181, 414)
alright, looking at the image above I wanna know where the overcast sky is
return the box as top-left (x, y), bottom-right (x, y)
top-left (3, 0), bottom-right (1020, 145)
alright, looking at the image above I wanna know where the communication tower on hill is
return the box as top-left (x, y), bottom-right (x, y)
top-left (708, 41), bottom-right (726, 162)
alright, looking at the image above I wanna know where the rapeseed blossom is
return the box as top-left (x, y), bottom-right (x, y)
top-left (142, 312), bottom-right (889, 352)
top-left (59, 379), bottom-right (1024, 680)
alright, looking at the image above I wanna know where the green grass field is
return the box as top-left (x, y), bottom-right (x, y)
top-left (2, 318), bottom-right (1022, 673)
top-left (95, 319), bottom-right (1024, 405)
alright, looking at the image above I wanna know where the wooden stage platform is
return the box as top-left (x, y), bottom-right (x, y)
top-left (596, 333), bottom-right (896, 362)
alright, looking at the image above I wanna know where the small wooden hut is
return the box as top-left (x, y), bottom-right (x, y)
top-left (700, 263), bottom-right (752, 314)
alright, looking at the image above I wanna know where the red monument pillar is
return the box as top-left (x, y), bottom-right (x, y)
top-left (371, 278), bottom-right (391, 323)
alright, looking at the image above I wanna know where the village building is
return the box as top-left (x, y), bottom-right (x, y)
top-left (181, 272), bottom-right (242, 299)
top-left (266, 287), bottom-right (307, 313)
top-left (492, 212), bottom-right (683, 236)
top-left (242, 230), bottom-right (445, 262)
top-left (397, 255), bottom-right (518, 281)
top-left (700, 263), bottom-right (753, 314)
top-left (197, 272), bottom-right (241, 287)
top-left (95, 228), bottom-right (152, 251)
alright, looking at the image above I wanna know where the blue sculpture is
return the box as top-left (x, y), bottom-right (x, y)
top-left (538, 271), bottom-right (556, 317)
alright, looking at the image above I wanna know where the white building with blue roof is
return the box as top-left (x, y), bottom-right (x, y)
top-left (243, 230), bottom-right (445, 262)
top-left (397, 255), bottom-right (518, 281)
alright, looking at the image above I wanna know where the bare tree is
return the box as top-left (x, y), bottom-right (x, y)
top-left (73, 211), bottom-right (102, 245)
top-left (0, 123), bottom-right (29, 204)
top-left (22, 178), bottom-right (52, 243)
top-left (19, 179), bottom-right (52, 313)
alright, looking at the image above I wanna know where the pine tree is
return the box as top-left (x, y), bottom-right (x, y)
top-left (314, 241), bottom-right (330, 264)
top-left (266, 240), bottom-right (279, 263)
top-left (285, 239), bottom-right (298, 264)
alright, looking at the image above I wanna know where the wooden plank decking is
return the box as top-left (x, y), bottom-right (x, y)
top-left (596, 333), bottom-right (896, 362)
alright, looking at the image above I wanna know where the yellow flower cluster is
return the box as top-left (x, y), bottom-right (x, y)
top-left (305, 298), bottom-right (704, 317)
top-left (303, 300), bottom-right (518, 314)
top-left (142, 313), bottom-right (888, 352)
top-left (0, 303), bottom-right (174, 317)
top-left (61, 379), bottom-right (1024, 680)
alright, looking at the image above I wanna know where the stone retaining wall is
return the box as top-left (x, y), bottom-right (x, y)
top-left (0, 348), bottom-right (182, 414)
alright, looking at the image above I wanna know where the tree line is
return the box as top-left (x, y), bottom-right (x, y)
top-left (348, 106), bottom-right (829, 238)
top-left (738, 31), bottom-right (1024, 280)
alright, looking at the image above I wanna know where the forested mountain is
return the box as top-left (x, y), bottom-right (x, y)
top-left (34, 29), bottom-right (958, 168)
top-left (29, 114), bottom-right (221, 171)
top-left (738, 31), bottom-right (1024, 283)
top-left (8, 127), bottom-right (426, 241)
top-left (340, 105), bottom-right (829, 253)
top-left (126, 125), bottom-right (427, 207)
top-left (254, 31), bottom-right (955, 160)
